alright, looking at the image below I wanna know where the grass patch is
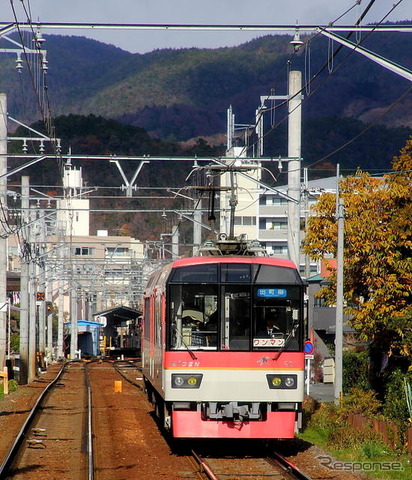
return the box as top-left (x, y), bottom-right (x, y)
top-left (0, 379), bottom-right (19, 397)
top-left (299, 424), bottom-right (412, 480)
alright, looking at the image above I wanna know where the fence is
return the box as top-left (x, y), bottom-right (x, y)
top-left (348, 412), bottom-right (412, 454)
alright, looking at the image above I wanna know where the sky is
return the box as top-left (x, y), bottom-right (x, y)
top-left (1, 0), bottom-right (410, 53)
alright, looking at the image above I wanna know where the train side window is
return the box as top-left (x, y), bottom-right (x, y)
top-left (143, 297), bottom-right (150, 340)
top-left (155, 294), bottom-right (162, 346)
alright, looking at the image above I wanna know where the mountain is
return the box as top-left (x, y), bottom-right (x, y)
top-left (1, 24), bottom-right (411, 173)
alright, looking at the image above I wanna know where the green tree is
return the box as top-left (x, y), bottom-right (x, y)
top-left (303, 139), bottom-right (412, 365)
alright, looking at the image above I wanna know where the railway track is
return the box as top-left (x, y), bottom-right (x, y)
top-left (114, 359), bottom-right (314, 480)
top-left (190, 448), bottom-right (313, 480)
top-left (0, 359), bottom-right (317, 480)
top-left (0, 361), bottom-right (92, 480)
top-left (0, 359), bottom-right (197, 480)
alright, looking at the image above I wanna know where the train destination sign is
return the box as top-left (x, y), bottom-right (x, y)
top-left (256, 288), bottom-right (287, 298)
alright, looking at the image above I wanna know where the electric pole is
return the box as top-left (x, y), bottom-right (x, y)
top-left (287, 71), bottom-right (302, 269)
top-left (0, 93), bottom-right (7, 369)
top-left (19, 176), bottom-right (30, 383)
top-left (334, 187), bottom-right (344, 404)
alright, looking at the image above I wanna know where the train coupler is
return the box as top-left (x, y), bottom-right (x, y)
top-left (206, 401), bottom-right (261, 421)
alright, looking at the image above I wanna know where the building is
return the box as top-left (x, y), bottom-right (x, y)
top-left (220, 151), bottom-right (338, 277)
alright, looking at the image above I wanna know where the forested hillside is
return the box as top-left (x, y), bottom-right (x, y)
top-left (1, 24), bottom-right (411, 145)
top-left (9, 115), bottom-right (223, 240)
top-left (8, 113), bottom-right (411, 241)
top-left (2, 24), bottom-right (412, 241)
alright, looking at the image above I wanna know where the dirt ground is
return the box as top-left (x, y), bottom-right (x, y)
top-left (0, 361), bottom-right (373, 480)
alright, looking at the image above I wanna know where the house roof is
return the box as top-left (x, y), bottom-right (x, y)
top-left (307, 274), bottom-right (323, 283)
top-left (92, 305), bottom-right (141, 325)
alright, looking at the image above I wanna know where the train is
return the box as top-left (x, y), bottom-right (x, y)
top-left (141, 239), bottom-right (306, 439)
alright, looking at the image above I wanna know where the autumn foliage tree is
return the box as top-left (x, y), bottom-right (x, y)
top-left (303, 139), bottom-right (412, 367)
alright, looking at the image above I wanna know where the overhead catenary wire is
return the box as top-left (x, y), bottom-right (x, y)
top-left (232, 0), bottom-right (371, 160)
top-left (2, 1), bottom-right (409, 221)
top-left (5, 0), bottom-right (67, 260)
top-left (242, 0), bottom-right (409, 174)
top-left (8, 0), bottom-right (64, 175)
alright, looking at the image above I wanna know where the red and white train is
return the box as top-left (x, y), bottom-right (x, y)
top-left (142, 246), bottom-right (305, 439)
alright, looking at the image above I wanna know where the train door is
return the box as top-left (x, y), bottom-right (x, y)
top-left (221, 287), bottom-right (251, 350)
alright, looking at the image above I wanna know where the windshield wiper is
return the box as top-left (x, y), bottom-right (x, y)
top-left (272, 321), bottom-right (299, 361)
top-left (172, 325), bottom-right (198, 360)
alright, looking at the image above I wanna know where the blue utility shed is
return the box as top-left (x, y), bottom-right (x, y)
top-left (64, 319), bottom-right (102, 357)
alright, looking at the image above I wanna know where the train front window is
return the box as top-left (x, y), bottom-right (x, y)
top-left (169, 284), bottom-right (218, 350)
top-left (252, 286), bottom-right (301, 351)
top-left (220, 264), bottom-right (251, 283)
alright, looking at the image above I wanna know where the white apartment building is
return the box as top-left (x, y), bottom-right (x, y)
top-left (220, 152), bottom-right (338, 276)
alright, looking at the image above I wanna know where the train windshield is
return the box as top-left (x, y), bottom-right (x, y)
top-left (167, 263), bottom-right (303, 351)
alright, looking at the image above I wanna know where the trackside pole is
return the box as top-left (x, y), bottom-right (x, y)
top-left (0, 366), bottom-right (8, 394)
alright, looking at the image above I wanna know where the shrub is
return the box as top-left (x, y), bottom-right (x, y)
top-left (328, 424), bottom-right (385, 451)
top-left (382, 369), bottom-right (412, 445)
top-left (307, 402), bottom-right (342, 438)
top-left (302, 395), bottom-right (318, 428)
top-left (343, 350), bottom-right (370, 393)
top-left (337, 387), bottom-right (381, 422)
top-left (10, 334), bottom-right (20, 353)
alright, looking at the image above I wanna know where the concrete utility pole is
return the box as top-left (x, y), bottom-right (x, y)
top-left (287, 71), bottom-right (302, 269)
top-left (37, 210), bottom-right (46, 367)
top-left (0, 93), bottom-right (7, 369)
top-left (19, 176), bottom-right (30, 383)
top-left (171, 225), bottom-right (179, 259)
top-left (334, 190), bottom-right (345, 404)
top-left (46, 263), bottom-right (53, 361)
top-left (70, 287), bottom-right (78, 359)
top-left (193, 196), bottom-right (202, 255)
top-left (28, 206), bottom-right (37, 382)
top-left (57, 280), bottom-right (64, 358)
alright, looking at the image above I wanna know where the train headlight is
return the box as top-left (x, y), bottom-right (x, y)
top-left (171, 374), bottom-right (203, 389)
top-left (271, 377), bottom-right (282, 387)
top-left (284, 376), bottom-right (295, 387)
top-left (174, 376), bottom-right (185, 387)
top-left (266, 374), bottom-right (297, 389)
top-left (187, 377), bottom-right (198, 386)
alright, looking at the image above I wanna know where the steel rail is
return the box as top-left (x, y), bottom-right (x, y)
top-left (270, 451), bottom-right (313, 480)
top-left (0, 361), bottom-right (67, 478)
top-left (191, 448), bottom-right (314, 480)
top-left (113, 359), bottom-right (143, 390)
top-left (191, 450), bottom-right (220, 480)
top-left (85, 364), bottom-right (95, 480)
